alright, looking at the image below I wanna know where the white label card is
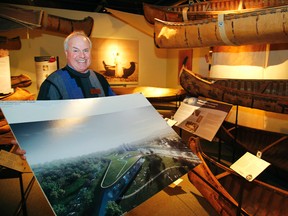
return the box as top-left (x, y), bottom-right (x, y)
top-left (230, 152), bottom-right (270, 182)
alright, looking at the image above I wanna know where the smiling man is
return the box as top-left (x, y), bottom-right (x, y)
top-left (37, 31), bottom-right (115, 100)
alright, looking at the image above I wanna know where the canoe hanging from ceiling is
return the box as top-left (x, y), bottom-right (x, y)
top-left (0, 4), bottom-right (43, 30)
top-left (0, 36), bottom-right (21, 50)
top-left (0, 4), bottom-right (94, 36)
top-left (41, 13), bottom-right (94, 36)
top-left (143, 0), bottom-right (288, 24)
top-left (154, 5), bottom-right (288, 48)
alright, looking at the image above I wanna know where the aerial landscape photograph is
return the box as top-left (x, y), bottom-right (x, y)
top-left (5, 97), bottom-right (201, 216)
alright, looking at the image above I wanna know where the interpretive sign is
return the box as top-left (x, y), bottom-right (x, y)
top-left (173, 97), bottom-right (232, 141)
top-left (0, 94), bottom-right (200, 216)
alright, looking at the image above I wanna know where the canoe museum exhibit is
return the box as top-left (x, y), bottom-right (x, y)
top-left (0, 0), bottom-right (287, 215)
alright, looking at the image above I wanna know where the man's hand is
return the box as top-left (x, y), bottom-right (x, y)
top-left (11, 139), bottom-right (26, 160)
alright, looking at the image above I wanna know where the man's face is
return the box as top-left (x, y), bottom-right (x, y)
top-left (65, 36), bottom-right (91, 73)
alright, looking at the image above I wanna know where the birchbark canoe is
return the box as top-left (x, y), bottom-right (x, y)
top-left (217, 121), bottom-right (288, 175)
top-left (0, 87), bottom-right (35, 135)
top-left (0, 36), bottom-right (21, 50)
top-left (111, 86), bottom-right (186, 102)
top-left (0, 118), bottom-right (10, 135)
top-left (188, 136), bottom-right (288, 216)
top-left (0, 4), bottom-right (94, 36)
top-left (143, 0), bottom-right (288, 24)
top-left (0, 87), bottom-right (35, 101)
top-left (154, 5), bottom-right (288, 48)
top-left (111, 86), bottom-right (186, 117)
top-left (41, 13), bottom-right (94, 36)
top-left (179, 64), bottom-right (288, 114)
top-left (0, 4), bottom-right (43, 30)
top-left (11, 74), bottom-right (32, 88)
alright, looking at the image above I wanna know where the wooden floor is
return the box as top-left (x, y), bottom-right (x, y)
top-left (0, 171), bottom-right (55, 216)
top-left (126, 173), bottom-right (218, 216)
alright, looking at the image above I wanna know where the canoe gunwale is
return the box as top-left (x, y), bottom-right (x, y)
top-left (188, 136), bottom-right (250, 215)
top-left (189, 168), bottom-right (250, 216)
top-left (154, 5), bottom-right (288, 26)
top-left (144, 1), bottom-right (288, 24)
top-left (179, 66), bottom-right (288, 114)
top-left (0, 36), bottom-right (21, 50)
top-left (0, 4), bottom-right (94, 36)
top-left (188, 136), bottom-right (288, 216)
top-left (217, 121), bottom-right (288, 174)
top-left (154, 4), bottom-right (288, 48)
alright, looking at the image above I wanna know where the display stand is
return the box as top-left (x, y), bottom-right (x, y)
top-left (0, 168), bottom-right (26, 215)
top-left (0, 150), bottom-right (33, 216)
top-left (216, 104), bottom-right (239, 163)
top-left (232, 105), bottom-right (239, 162)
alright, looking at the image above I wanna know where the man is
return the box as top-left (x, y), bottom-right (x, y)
top-left (37, 31), bottom-right (115, 99)
top-left (13, 32), bottom-right (115, 159)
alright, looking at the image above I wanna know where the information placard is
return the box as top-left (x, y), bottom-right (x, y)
top-left (174, 97), bottom-right (232, 141)
top-left (230, 152), bottom-right (270, 182)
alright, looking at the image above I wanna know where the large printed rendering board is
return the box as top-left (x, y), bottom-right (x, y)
top-left (0, 94), bottom-right (200, 216)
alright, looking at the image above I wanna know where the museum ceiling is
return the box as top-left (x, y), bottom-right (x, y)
top-left (0, 0), bottom-right (193, 14)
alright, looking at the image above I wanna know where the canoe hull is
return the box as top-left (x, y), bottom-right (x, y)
top-left (188, 137), bottom-right (288, 216)
top-left (217, 121), bottom-right (288, 174)
top-left (154, 5), bottom-right (288, 48)
top-left (0, 36), bottom-right (21, 50)
top-left (179, 66), bottom-right (288, 114)
top-left (0, 4), bottom-right (94, 36)
top-left (144, 0), bottom-right (288, 24)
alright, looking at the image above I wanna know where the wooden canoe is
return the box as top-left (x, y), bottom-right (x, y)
top-left (41, 13), bottom-right (94, 36)
top-left (143, 0), bottom-right (288, 24)
top-left (0, 87), bottom-right (35, 101)
top-left (179, 64), bottom-right (288, 114)
top-left (0, 36), bottom-right (21, 50)
top-left (154, 5), bottom-right (288, 48)
top-left (188, 136), bottom-right (288, 216)
top-left (0, 4), bottom-right (94, 36)
top-left (217, 121), bottom-right (288, 175)
top-left (0, 4), bottom-right (43, 30)
top-left (111, 86), bottom-right (186, 117)
top-left (0, 87), bottom-right (35, 137)
top-left (11, 74), bottom-right (32, 88)
top-left (111, 86), bottom-right (186, 102)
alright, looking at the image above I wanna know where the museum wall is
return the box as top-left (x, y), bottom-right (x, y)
top-left (3, 5), bottom-right (170, 96)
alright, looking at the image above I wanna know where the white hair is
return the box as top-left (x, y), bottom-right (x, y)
top-left (64, 31), bottom-right (92, 51)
